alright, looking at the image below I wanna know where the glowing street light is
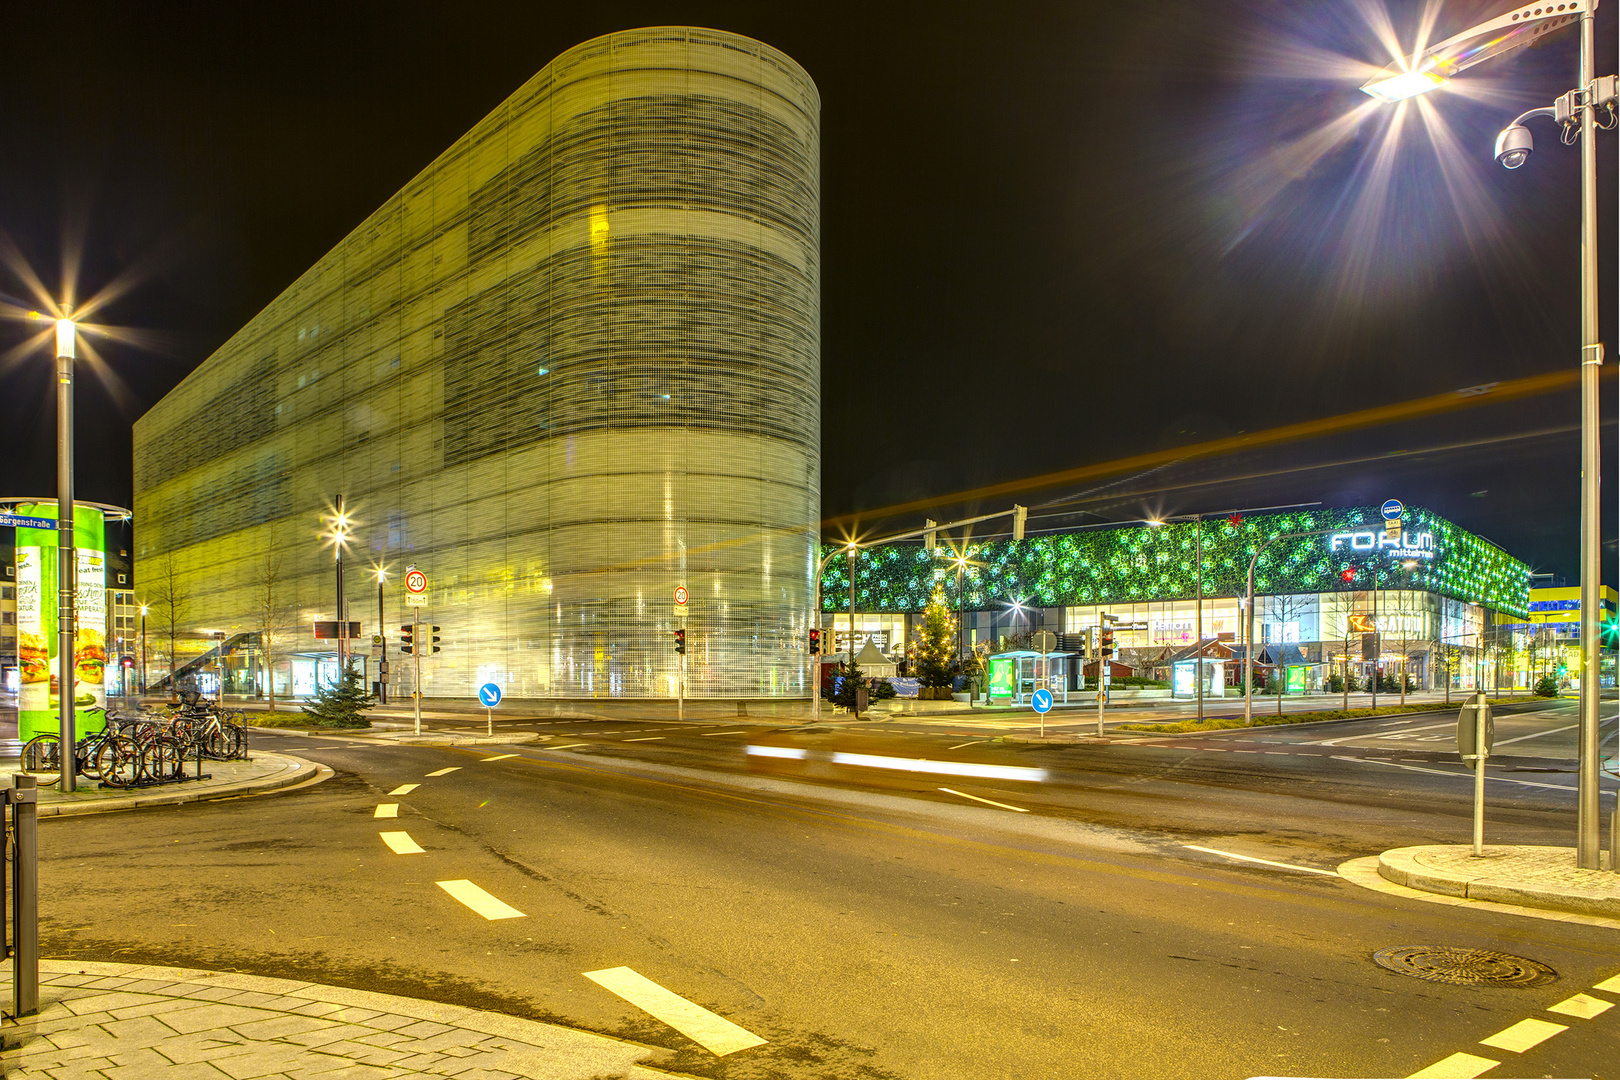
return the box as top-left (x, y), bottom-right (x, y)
top-left (54, 314), bottom-right (78, 790)
top-left (1362, 0), bottom-right (1612, 868)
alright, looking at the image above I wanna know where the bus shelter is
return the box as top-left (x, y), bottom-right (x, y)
top-left (985, 651), bottom-right (1078, 706)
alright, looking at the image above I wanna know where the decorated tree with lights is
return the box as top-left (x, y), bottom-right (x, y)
top-left (913, 589), bottom-right (960, 699)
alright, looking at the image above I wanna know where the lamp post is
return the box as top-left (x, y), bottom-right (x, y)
top-left (375, 566), bottom-right (387, 705)
top-left (139, 603), bottom-right (148, 696)
top-left (54, 317), bottom-right (77, 792)
top-left (324, 497), bottom-right (352, 686)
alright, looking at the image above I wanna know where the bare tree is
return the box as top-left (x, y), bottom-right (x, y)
top-left (1260, 592), bottom-right (1310, 715)
top-left (146, 552), bottom-right (188, 690)
top-left (255, 534), bottom-right (292, 711)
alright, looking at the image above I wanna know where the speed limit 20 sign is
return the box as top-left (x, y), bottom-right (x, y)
top-left (405, 568), bottom-right (428, 607)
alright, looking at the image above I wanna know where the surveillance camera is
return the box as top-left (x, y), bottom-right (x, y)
top-left (1494, 124), bottom-right (1533, 169)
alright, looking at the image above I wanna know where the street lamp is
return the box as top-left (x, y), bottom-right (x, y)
top-left (322, 497), bottom-right (353, 684)
top-left (54, 316), bottom-right (78, 791)
top-left (1361, 0), bottom-right (1613, 867)
top-left (375, 565), bottom-right (388, 705)
top-left (139, 603), bottom-right (148, 696)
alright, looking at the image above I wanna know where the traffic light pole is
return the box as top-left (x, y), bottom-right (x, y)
top-left (412, 611), bottom-right (421, 736)
top-left (1095, 625), bottom-right (1105, 737)
top-left (678, 620), bottom-right (685, 723)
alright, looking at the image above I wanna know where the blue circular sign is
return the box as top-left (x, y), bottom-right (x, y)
top-left (477, 682), bottom-right (502, 707)
top-left (1031, 688), bottom-right (1053, 714)
top-left (1381, 499), bottom-right (1404, 521)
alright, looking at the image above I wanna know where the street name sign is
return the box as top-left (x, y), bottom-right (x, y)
top-left (0, 514), bottom-right (56, 530)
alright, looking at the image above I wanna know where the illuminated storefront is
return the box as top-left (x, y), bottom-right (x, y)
top-left (820, 506), bottom-right (1531, 692)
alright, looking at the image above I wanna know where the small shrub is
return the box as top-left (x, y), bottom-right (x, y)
top-left (1535, 675), bottom-right (1559, 697)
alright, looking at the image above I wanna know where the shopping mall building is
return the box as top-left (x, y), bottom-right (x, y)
top-left (821, 505), bottom-right (1545, 693)
top-left (132, 28), bottom-right (821, 701)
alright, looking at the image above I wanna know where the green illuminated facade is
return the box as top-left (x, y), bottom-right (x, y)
top-left (822, 507), bottom-right (1528, 616)
top-left (823, 507), bottom-right (1530, 691)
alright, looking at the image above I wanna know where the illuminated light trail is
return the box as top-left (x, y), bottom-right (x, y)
top-left (824, 368), bottom-right (1586, 529)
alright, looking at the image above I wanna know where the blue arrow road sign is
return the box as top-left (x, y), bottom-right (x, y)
top-left (478, 682), bottom-right (502, 707)
top-left (1031, 687), bottom-right (1053, 714)
top-left (1381, 499), bottom-right (1403, 521)
top-left (0, 514), bottom-right (56, 530)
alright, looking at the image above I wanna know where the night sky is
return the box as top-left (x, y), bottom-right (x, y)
top-left (1, 1), bottom-right (1615, 581)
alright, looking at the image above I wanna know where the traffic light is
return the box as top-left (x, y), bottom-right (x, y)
top-left (1012, 504), bottom-right (1028, 542)
top-left (430, 626), bottom-right (442, 654)
top-left (674, 628), bottom-right (687, 654)
top-left (809, 628), bottom-right (821, 654)
top-left (1603, 615), bottom-right (1618, 648)
top-left (1099, 628), bottom-right (1115, 658)
top-left (400, 624), bottom-right (414, 654)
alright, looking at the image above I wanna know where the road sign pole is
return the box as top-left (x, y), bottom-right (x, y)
top-left (1473, 698), bottom-right (1487, 856)
top-left (1095, 626), bottom-right (1105, 738)
top-left (679, 629), bottom-right (685, 723)
top-left (413, 611), bottom-right (422, 736)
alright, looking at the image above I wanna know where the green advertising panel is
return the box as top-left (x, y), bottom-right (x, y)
top-left (986, 655), bottom-right (1015, 698)
top-left (17, 504), bottom-right (108, 742)
top-left (1285, 665), bottom-right (1307, 694)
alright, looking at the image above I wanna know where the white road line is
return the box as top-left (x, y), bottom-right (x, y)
top-left (1547, 992), bottom-right (1612, 1019)
top-left (947, 741), bottom-right (981, 750)
top-left (826, 751), bottom-right (1047, 782)
top-left (1406, 1051), bottom-right (1499, 1078)
top-left (939, 787), bottom-right (1028, 812)
top-left (1492, 722), bottom-right (1578, 747)
top-left (1333, 755), bottom-right (1579, 791)
top-left (481, 754), bottom-right (519, 761)
top-left (700, 731), bottom-right (749, 736)
top-left (1479, 1017), bottom-right (1565, 1053)
top-left (436, 879), bottom-right (526, 920)
top-left (583, 966), bottom-right (765, 1056)
top-left (388, 784), bottom-right (419, 796)
top-left (624, 736), bottom-right (664, 742)
top-left (1594, 972), bottom-right (1620, 993)
top-left (426, 767), bottom-right (462, 777)
top-left (374, 804), bottom-right (398, 819)
top-left (549, 743), bottom-right (590, 750)
top-left (379, 831), bottom-right (425, 855)
top-left (1311, 720), bottom-right (1457, 746)
top-left (1181, 844), bottom-right (1338, 877)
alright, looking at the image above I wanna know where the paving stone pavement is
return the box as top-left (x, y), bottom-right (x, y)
top-left (2, 960), bottom-right (687, 1080)
top-left (0, 753), bottom-right (322, 817)
top-left (1376, 844), bottom-right (1620, 921)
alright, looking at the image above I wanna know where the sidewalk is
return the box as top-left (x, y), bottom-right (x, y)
top-left (0, 753), bottom-right (322, 817)
top-left (2, 959), bottom-right (685, 1079)
top-left (1340, 845), bottom-right (1620, 929)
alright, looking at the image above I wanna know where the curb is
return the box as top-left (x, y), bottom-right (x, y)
top-left (1338, 855), bottom-right (1620, 931)
top-left (33, 753), bottom-right (326, 817)
top-left (1375, 845), bottom-right (1620, 920)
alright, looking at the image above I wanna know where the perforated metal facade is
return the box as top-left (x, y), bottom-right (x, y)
top-left (133, 28), bottom-right (821, 699)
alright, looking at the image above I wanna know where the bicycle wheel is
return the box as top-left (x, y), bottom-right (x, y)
top-left (77, 735), bottom-right (106, 781)
top-left (21, 734), bottom-right (61, 778)
top-left (149, 736), bottom-right (188, 781)
top-left (94, 736), bottom-right (136, 788)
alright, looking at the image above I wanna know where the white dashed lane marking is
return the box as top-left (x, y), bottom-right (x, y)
top-left (481, 754), bottom-right (518, 761)
top-left (388, 784), bottom-right (419, 796)
top-left (624, 736), bottom-right (664, 742)
top-left (584, 966), bottom-right (765, 1056)
top-left (374, 804), bottom-right (398, 819)
top-left (1479, 1017), bottom-right (1565, 1053)
top-left (1182, 845), bottom-right (1338, 876)
top-left (946, 741), bottom-right (981, 750)
top-left (938, 787), bottom-right (1027, 812)
top-left (380, 831), bottom-right (425, 855)
top-left (436, 879), bottom-right (525, 920)
top-left (426, 767), bottom-right (462, 777)
top-left (700, 730), bottom-right (749, 736)
top-left (550, 743), bottom-right (590, 750)
top-left (1406, 1051), bottom-right (1498, 1078)
top-left (1593, 972), bottom-right (1620, 992)
top-left (1547, 992), bottom-right (1612, 1019)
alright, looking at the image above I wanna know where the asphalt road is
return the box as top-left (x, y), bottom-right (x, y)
top-left (32, 699), bottom-right (1620, 1079)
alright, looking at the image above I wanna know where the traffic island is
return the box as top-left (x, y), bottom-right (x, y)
top-left (1338, 845), bottom-right (1620, 929)
top-left (0, 752), bottom-right (325, 817)
top-left (2, 960), bottom-right (684, 1079)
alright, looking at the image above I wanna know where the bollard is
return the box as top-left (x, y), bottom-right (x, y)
top-left (11, 774), bottom-right (38, 1017)
top-left (1611, 803), bottom-right (1618, 874)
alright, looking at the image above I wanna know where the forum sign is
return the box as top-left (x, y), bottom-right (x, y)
top-left (16, 503), bottom-right (108, 742)
top-left (1328, 530), bottom-right (1436, 561)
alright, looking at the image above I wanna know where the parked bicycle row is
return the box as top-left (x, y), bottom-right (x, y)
top-left (18, 692), bottom-right (248, 789)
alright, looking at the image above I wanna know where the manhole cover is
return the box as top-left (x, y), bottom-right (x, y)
top-left (1373, 946), bottom-right (1556, 987)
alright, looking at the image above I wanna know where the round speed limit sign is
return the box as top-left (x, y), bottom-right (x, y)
top-left (674, 585), bottom-right (688, 607)
top-left (405, 569), bottom-right (427, 594)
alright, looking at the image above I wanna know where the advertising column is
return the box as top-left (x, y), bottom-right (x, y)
top-left (17, 504), bottom-right (107, 742)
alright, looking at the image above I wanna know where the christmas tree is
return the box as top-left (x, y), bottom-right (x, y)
top-left (913, 589), bottom-right (960, 699)
top-left (300, 666), bottom-right (375, 728)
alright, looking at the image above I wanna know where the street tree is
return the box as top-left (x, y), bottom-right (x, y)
top-left (913, 589), bottom-right (959, 700)
top-left (146, 551), bottom-right (188, 691)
